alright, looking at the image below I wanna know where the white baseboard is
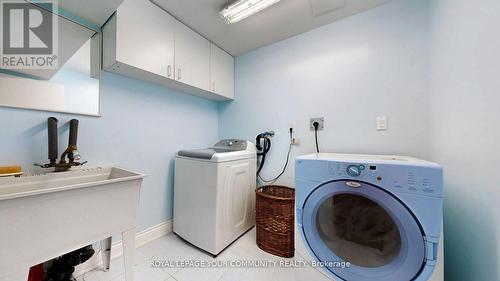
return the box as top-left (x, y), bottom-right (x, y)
top-left (73, 219), bottom-right (173, 277)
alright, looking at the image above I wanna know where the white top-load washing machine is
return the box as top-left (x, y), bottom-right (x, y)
top-left (174, 139), bottom-right (256, 256)
top-left (295, 153), bottom-right (443, 281)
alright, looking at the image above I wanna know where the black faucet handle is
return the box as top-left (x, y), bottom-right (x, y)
top-left (68, 119), bottom-right (79, 162)
top-left (69, 119), bottom-right (79, 146)
top-left (47, 117), bottom-right (58, 163)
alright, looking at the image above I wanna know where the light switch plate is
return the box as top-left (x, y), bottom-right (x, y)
top-left (377, 116), bottom-right (388, 131)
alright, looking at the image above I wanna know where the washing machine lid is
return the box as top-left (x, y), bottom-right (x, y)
top-left (177, 148), bottom-right (229, 159)
top-left (177, 139), bottom-right (256, 162)
top-left (301, 180), bottom-right (432, 281)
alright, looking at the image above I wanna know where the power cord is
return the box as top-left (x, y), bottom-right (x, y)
top-left (313, 121), bottom-right (320, 153)
top-left (257, 128), bottom-right (293, 183)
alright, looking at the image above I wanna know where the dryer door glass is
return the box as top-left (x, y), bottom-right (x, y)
top-left (317, 193), bottom-right (401, 268)
top-left (301, 180), bottom-right (426, 281)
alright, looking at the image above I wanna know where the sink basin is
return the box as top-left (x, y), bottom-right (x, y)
top-left (0, 166), bottom-right (145, 281)
top-left (0, 167), bottom-right (143, 201)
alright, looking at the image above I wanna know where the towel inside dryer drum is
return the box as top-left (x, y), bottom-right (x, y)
top-left (316, 194), bottom-right (401, 268)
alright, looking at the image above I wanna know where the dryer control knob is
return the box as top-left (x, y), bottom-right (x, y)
top-left (347, 165), bottom-right (361, 177)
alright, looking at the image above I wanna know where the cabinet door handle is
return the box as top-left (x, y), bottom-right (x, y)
top-left (212, 82), bottom-right (216, 92)
top-left (177, 69), bottom-right (181, 80)
top-left (167, 65), bottom-right (171, 78)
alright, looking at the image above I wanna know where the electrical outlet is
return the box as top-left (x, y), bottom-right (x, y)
top-left (310, 117), bottom-right (324, 131)
top-left (288, 123), bottom-right (299, 145)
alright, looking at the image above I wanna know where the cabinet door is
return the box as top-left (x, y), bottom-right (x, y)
top-left (210, 43), bottom-right (234, 99)
top-left (174, 20), bottom-right (210, 91)
top-left (116, 0), bottom-right (174, 78)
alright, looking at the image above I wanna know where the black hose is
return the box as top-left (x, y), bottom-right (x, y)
top-left (257, 137), bottom-right (271, 174)
top-left (257, 137), bottom-right (271, 156)
top-left (257, 152), bottom-right (266, 174)
top-left (256, 134), bottom-right (262, 151)
top-left (257, 128), bottom-right (293, 183)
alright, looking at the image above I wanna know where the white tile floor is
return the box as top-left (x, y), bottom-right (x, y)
top-left (77, 228), bottom-right (302, 281)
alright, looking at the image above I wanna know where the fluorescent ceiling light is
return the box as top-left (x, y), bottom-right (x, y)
top-left (220, 0), bottom-right (281, 24)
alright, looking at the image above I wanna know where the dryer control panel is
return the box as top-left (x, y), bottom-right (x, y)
top-left (326, 160), bottom-right (443, 197)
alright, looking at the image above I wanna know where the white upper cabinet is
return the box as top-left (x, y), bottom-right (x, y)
top-left (114, 0), bottom-right (174, 78)
top-left (173, 20), bottom-right (211, 91)
top-left (210, 43), bottom-right (234, 99)
top-left (102, 0), bottom-right (234, 101)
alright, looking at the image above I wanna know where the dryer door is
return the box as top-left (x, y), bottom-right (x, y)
top-left (302, 180), bottom-right (426, 281)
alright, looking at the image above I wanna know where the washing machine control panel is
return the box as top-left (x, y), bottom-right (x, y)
top-left (213, 139), bottom-right (248, 151)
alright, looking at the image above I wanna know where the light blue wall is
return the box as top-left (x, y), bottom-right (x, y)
top-left (219, 0), bottom-right (430, 187)
top-left (0, 72), bottom-right (219, 231)
top-left (429, 0), bottom-right (500, 280)
top-left (2, 1), bottom-right (498, 277)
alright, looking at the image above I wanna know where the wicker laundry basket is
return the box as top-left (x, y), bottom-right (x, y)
top-left (255, 185), bottom-right (295, 258)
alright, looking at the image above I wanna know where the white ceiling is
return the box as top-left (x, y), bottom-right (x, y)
top-left (151, 0), bottom-right (392, 56)
top-left (57, 0), bottom-right (123, 27)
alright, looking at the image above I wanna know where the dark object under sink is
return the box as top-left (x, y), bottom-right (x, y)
top-left (45, 245), bottom-right (95, 281)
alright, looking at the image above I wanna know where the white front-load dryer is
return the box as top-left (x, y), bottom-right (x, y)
top-left (295, 154), bottom-right (444, 281)
top-left (174, 139), bottom-right (256, 256)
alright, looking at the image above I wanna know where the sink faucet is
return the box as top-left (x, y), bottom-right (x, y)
top-left (60, 119), bottom-right (81, 164)
top-left (35, 118), bottom-right (87, 172)
top-left (59, 144), bottom-right (79, 164)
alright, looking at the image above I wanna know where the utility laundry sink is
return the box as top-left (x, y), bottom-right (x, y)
top-left (0, 167), bottom-right (145, 281)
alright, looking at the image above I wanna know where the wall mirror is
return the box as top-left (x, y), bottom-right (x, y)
top-left (0, 2), bottom-right (101, 116)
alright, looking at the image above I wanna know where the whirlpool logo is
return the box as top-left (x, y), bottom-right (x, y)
top-left (0, 0), bottom-right (58, 69)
